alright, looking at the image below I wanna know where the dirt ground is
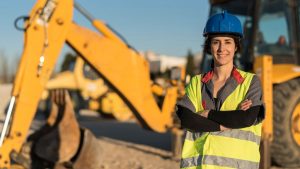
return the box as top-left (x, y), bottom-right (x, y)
top-left (0, 84), bottom-right (11, 117)
top-left (95, 138), bottom-right (179, 169)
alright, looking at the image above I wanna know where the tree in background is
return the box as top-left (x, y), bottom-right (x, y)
top-left (0, 50), bottom-right (9, 83)
top-left (60, 52), bottom-right (77, 72)
top-left (185, 49), bottom-right (195, 77)
top-left (9, 54), bottom-right (21, 83)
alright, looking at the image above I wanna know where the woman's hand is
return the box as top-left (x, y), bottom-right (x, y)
top-left (220, 125), bottom-right (230, 131)
top-left (199, 110), bottom-right (210, 118)
top-left (239, 99), bottom-right (252, 111)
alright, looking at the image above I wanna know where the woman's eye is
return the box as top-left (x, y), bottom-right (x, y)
top-left (212, 41), bottom-right (219, 45)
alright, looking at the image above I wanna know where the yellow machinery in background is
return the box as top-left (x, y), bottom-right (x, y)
top-left (42, 56), bottom-right (183, 121)
top-left (0, 0), bottom-right (185, 168)
top-left (42, 56), bottom-right (133, 121)
top-left (201, 0), bottom-right (300, 168)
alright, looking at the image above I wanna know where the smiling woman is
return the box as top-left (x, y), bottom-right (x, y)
top-left (176, 11), bottom-right (265, 169)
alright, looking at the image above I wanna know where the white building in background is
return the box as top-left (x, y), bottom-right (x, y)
top-left (140, 50), bottom-right (203, 73)
top-left (141, 51), bottom-right (187, 73)
top-left (159, 55), bottom-right (187, 72)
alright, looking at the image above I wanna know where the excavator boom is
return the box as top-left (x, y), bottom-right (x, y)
top-left (66, 22), bottom-right (176, 131)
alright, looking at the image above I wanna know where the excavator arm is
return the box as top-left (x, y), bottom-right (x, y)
top-left (0, 0), bottom-right (178, 167)
top-left (66, 22), bottom-right (176, 131)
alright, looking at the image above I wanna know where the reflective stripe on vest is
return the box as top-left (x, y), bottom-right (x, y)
top-left (181, 155), bottom-right (259, 169)
top-left (181, 69), bottom-right (262, 169)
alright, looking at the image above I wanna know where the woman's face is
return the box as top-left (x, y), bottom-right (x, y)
top-left (210, 36), bottom-right (236, 67)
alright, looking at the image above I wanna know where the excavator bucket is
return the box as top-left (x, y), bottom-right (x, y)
top-left (53, 129), bottom-right (104, 169)
top-left (13, 90), bottom-right (103, 169)
top-left (33, 90), bottom-right (81, 163)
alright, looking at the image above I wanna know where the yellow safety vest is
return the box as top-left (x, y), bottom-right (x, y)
top-left (181, 69), bottom-right (262, 169)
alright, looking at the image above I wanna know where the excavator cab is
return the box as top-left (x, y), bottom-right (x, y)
top-left (202, 0), bottom-right (300, 72)
top-left (202, 0), bottom-right (300, 168)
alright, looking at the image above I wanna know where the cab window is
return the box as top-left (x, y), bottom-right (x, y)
top-left (256, 0), bottom-right (295, 60)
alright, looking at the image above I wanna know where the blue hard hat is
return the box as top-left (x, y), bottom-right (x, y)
top-left (203, 11), bottom-right (243, 38)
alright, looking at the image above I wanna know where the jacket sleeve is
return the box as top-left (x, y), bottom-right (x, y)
top-left (245, 75), bottom-right (265, 123)
top-left (207, 105), bottom-right (264, 128)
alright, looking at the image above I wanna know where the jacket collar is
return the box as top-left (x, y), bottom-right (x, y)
top-left (201, 66), bottom-right (244, 84)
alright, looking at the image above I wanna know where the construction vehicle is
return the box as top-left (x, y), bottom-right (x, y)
top-left (201, 0), bottom-right (300, 168)
top-left (41, 56), bottom-right (133, 121)
top-left (0, 0), bottom-right (184, 168)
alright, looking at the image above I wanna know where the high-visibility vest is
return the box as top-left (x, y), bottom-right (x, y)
top-left (180, 69), bottom-right (262, 169)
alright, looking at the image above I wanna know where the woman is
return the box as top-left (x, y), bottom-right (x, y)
top-left (177, 11), bottom-right (265, 169)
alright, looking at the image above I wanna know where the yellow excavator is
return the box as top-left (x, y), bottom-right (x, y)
top-left (0, 0), bottom-right (184, 168)
top-left (202, 0), bottom-right (300, 168)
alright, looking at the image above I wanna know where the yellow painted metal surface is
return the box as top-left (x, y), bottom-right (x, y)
top-left (74, 58), bottom-right (108, 100)
top-left (45, 56), bottom-right (132, 120)
top-left (292, 103), bottom-right (300, 146)
top-left (46, 57), bottom-right (109, 99)
top-left (101, 92), bottom-right (133, 121)
top-left (272, 64), bottom-right (300, 84)
top-left (253, 55), bottom-right (273, 140)
top-left (151, 84), bottom-right (165, 96)
top-left (46, 71), bottom-right (78, 90)
top-left (254, 56), bottom-right (300, 142)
